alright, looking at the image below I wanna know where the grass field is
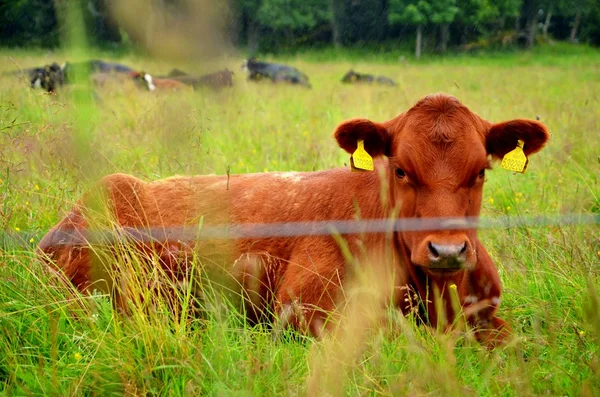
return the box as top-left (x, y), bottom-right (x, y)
top-left (0, 44), bottom-right (599, 395)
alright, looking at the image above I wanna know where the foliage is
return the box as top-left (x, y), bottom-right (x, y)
top-left (333, 0), bottom-right (388, 45)
top-left (1, 0), bottom-right (600, 54)
top-left (257, 0), bottom-right (331, 31)
top-left (387, 0), bottom-right (460, 31)
top-left (0, 0), bottom-right (59, 47)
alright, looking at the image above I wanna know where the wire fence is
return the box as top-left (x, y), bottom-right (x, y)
top-left (3, 213), bottom-right (599, 249)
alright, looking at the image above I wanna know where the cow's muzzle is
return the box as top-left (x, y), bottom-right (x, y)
top-left (427, 241), bottom-right (467, 270)
top-left (412, 234), bottom-right (474, 274)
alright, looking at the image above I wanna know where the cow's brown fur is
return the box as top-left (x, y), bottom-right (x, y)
top-left (130, 71), bottom-right (188, 91)
top-left (38, 93), bottom-right (550, 345)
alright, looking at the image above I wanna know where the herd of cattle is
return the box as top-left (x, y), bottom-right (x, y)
top-left (4, 57), bottom-right (397, 93)
top-left (36, 91), bottom-right (550, 347)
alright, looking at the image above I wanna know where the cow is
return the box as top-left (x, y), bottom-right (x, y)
top-left (38, 93), bottom-right (549, 345)
top-left (28, 63), bottom-right (66, 93)
top-left (158, 69), bottom-right (235, 90)
top-left (342, 69), bottom-right (397, 87)
top-left (87, 59), bottom-right (134, 74)
top-left (131, 72), bottom-right (188, 91)
top-left (3, 63), bottom-right (64, 92)
top-left (12, 59), bottom-right (136, 92)
top-left (242, 58), bottom-right (311, 88)
top-left (62, 60), bottom-right (135, 79)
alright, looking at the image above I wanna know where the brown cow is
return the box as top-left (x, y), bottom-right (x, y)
top-left (131, 71), bottom-right (188, 91)
top-left (38, 93), bottom-right (550, 344)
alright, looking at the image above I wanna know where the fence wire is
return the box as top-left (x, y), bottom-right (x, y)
top-left (3, 213), bottom-right (599, 249)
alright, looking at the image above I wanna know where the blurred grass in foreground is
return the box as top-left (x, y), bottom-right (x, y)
top-left (0, 42), bottom-right (599, 395)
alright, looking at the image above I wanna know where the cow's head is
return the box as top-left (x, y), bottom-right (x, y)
top-left (334, 93), bottom-right (550, 276)
top-left (31, 62), bottom-right (66, 93)
top-left (241, 58), bottom-right (258, 72)
top-left (341, 69), bottom-right (358, 83)
top-left (132, 71), bottom-right (156, 91)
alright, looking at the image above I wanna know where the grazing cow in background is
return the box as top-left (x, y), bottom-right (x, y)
top-left (159, 69), bottom-right (235, 90)
top-left (87, 59), bottom-right (134, 74)
top-left (131, 72), bottom-right (188, 91)
top-left (28, 63), bottom-right (66, 93)
top-left (10, 59), bottom-right (137, 92)
top-left (3, 63), bottom-right (64, 92)
top-left (242, 58), bottom-right (311, 88)
top-left (342, 69), bottom-right (397, 87)
top-left (61, 59), bottom-right (135, 85)
top-left (62, 59), bottom-right (135, 79)
top-left (38, 93), bottom-right (549, 345)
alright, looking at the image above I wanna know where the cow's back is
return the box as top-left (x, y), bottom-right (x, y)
top-left (39, 166), bottom-right (392, 301)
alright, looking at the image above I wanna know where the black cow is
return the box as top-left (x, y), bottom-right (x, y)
top-left (1, 63), bottom-right (64, 92)
top-left (62, 60), bottom-right (134, 82)
top-left (341, 69), bottom-right (397, 87)
top-left (241, 58), bottom-right (311, 88)
top-left (29, 63), bottom-right (66, 93)
top-left (9, 59), bottom-right (136, 93)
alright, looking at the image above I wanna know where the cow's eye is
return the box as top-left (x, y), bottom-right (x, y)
top-left (478, 169), bottom-right (486, 179)
top-left (395, 168), bottom-right (406, 179)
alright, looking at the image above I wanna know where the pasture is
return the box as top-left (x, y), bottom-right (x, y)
top-left (0, 45), bottom-right (599, 395)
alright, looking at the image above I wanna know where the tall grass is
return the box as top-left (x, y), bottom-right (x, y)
top-left (0, 44), bottom-right (599, 395)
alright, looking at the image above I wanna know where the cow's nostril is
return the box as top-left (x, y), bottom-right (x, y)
top-left (428, 241), bottom-right (439, 259)
top-left (427, 241), bottom-right (469, 265)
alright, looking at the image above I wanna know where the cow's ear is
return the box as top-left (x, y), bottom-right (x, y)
top-left (485, 119), bottom-right (550, 159)
top-left (334, 118), bottom-right (390, 157)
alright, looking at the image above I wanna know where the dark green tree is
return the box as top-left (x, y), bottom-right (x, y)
top-left (332, 0), bottom-right (388, 46)
top-left (83, 0), bottom-right (121, 46)
top-left (0, 0), bottom-right (59, 47)
top-left (234, 0), bottom-right (262, 53)
top-left (389, 0), bottom-right (459, 58)
top-left (454, 0), bottom-right (521, 46)
top-left (257, 0), bottom-right (331, 49)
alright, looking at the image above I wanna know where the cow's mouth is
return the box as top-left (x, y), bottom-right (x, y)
top-left (425, 267), bottom-right (463, 276)
top-left (420, 257), bottom-right (466, 276)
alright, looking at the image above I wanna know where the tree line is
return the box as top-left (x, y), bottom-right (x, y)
top-left (1, 0), bottom-right (599, 58)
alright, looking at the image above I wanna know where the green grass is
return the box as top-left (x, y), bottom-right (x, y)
top-left (0, 45), bottom-right (599, 395)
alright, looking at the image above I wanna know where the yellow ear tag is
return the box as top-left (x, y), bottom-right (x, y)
top-left (350, 140), bottom-right (374, 171)
top-left (500, 140), bottom-right (528, 173)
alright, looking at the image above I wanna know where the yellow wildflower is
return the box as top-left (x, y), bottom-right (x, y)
top-left (506, 206), bottom-right (511, 211)
top-left (35, 184), bottom-right (40, 190)
top-left (14, 227), bottom-right (20, 232)
top-left (29, 238), bottom-right (34, 243)
top-left (73, 352), bottom-right (82, 361)
top-left (488, 198), bottom-right (494, 204)
top-left (579, 331), bottom-right (585, 336)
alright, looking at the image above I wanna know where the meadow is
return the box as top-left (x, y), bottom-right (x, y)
top-left (0, 44), bottom-right (599, 395)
